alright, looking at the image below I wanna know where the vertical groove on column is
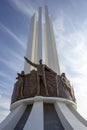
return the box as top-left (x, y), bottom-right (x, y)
top-left (14, 105), bottom-right (32, 130)
top-left (44, 103), bottom-right (64, 130)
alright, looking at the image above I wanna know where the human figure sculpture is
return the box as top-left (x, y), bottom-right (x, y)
top-left (60, 73), bottom-right (72, 97)
top-left (24, 57), bottom-right (56, 96)
top-left (16, 71), bottom-right (25, 98)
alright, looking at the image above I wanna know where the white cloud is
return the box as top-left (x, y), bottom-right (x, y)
top-left (0, 96), bottom-right (10, 123)
top-left (0, 71), bottom-right (14, 83)
top-left (0, 57), bottom-right (23, 72)
top-left (9, 0), bottom-right (36, 17)
top-left (0, 45), bottom-right (24, 73)
top-left (0, 95), bottom-right (1, 98)
top-left (0, 72), bottom-right (10, 79)
top-left (8, 49), bottom-right (24, 63)
top-left (0, 23), bottom-right (26, 50)
top-left (0, 97), bottom-right (10, 109)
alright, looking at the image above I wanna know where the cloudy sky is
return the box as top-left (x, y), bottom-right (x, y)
top-left (0, 0), bottom-right (87, 122)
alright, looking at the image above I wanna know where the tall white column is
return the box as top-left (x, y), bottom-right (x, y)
top-left (37, 7), bottom-right (42, 62)
top-left (44, 6), bottom-right (60, 74)
top-left (34, 21), bottom-right (38, 64)
top-left (24, 13), bottom-right (37, 73)
top-left (24, 6), bottom-right (60, 74)
top-left (45, 6), bottom-right (54, 67)
top-left (34, 7), bottom-right (42, 64)
top-left (49, 15), bottom-right (60, 74)
top-left (44, 23), bottom-right (49, 65)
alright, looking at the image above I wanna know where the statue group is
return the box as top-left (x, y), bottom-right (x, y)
top-left (11, 57), bottom-right (76, 104)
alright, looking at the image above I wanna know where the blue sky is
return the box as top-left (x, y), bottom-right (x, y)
top-left (0, 0), bottom-right (87, 122)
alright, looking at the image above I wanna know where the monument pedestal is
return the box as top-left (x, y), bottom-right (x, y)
top-left (1, 97), bottom-right (87, 130)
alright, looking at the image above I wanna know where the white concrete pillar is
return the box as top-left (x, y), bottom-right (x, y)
top-left (0, 105), bottom-right (26, 130)
top-left (37, 7), bottom-right (42, 62)
top-left (23, 101), bottom-right (43, 130)
top-left (49, 15), bottom-right (60, 74)
top-left (44, 23), bottom-right (49, 66)
top-left (34, 21), bottom-right (38, 64)
top-left (45, 6), bottom-right (54, 68)
top-left (55, 102), bottom-right (87, 130)
top-left (44, 5), bottom-right (60, 74)
top-left (24, 7), bottom-right (42, 73)
top-left (34, 7), bottom-right (42, 64)
top-left (24, 13), bottom-right (37, 73)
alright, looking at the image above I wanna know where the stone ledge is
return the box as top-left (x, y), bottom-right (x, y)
top-left (10, 96), bottom-right (77, 111)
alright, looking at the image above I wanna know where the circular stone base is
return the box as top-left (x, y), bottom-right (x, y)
top-left (10, 96), bottom-right (77, 111)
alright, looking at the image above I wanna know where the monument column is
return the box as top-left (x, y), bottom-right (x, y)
top-left (24, 7), bottom-right (42, 73)
top-left (37, 7), bottom-right (42, 62)
top-left (24, 13), bottom-right (37, 73)
top-left (44, 6), bottom-right (60, 74)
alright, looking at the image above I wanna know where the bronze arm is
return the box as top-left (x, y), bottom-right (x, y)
top-left (45, 65), bottom-right (57, 74)
top-left (24, 57), bottom-right (37, 68)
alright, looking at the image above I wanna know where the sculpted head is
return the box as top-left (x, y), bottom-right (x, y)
top-left (39, 59), bottom-right (42, 64)
top-left (62, 73), bottom-right (65, 77)
top-left (21, 71), bottom-right (25, 74)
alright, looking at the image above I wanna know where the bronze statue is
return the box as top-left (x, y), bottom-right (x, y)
top-left (16, 71), bottom-right (25, 97)
top-left (11, 69), bottom-right (76, 103)
top-left (60, 73), bottom-right (73, 98)
top-left (24, 57), bottom-right (56, 96)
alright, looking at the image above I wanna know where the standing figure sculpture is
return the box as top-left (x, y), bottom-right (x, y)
top-left (24, 57), bottom-right (56, 96)
top-left (60, 73), bottom-right (73, 98)
top-left (16, 71), bottom-right (25, 98)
